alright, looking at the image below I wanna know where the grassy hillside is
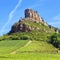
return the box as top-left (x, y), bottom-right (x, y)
top-left (0, 40), bottom-right (28, 54)
top-left (0, 40), bottom-right (59, 60)
top-left (17, 41), bottom-right (57, 53)
top-left (14, 19), bottom-right (55, 33)
top-left (0, 20), bottom-right (55, 41)
top-left (0, 40), bottom-right (57, 54)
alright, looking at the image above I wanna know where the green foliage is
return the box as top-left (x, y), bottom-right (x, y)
top-left (50, 33), bottom-right (60, 49)
top-left (20, 35), bottom-right (31, 40)
top-left (0, 31), bottom-right (52, 41)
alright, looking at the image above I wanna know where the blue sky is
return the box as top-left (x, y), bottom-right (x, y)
top-left (0, 0), bottom-right (60, 35)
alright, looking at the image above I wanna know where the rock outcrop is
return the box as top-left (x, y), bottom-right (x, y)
top-left (9, 22), bottom-right (31, 33)
top-left (9, 21), bottom-right (40, 33)
top-left (25, 9), bottom-right (48, 26)
top-left (25, 9), bottom-right (40, 23)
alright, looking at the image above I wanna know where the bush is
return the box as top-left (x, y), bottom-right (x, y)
top-left (20, 35), bottom-right (31, 40)
top-left (50, 33), bottom-right (60, 49)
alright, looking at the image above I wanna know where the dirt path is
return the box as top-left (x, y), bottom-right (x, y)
top-left (10, 40), bottom-right (32, 54)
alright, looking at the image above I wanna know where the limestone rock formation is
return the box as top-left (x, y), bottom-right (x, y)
top-left (9, 22), bottom-right (31, 33)
top-left (25, 9), bottom-right (40, 23)
top-left (25, 9), bottom-right (48, 26)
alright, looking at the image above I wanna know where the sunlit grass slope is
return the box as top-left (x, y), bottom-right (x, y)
top-left (0, 40), bottom-right (28, 54)
top-left (17, 41), bottom-right (58, 53)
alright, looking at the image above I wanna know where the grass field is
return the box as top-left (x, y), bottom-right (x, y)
top-left (0, 40), bottom-right (60, 60)
top-left (17, 41), bottom-right (58, 53)
top-left (0, 40), bottom-right (28, 54)
top-left (0, 53), bottom-right (60, 60)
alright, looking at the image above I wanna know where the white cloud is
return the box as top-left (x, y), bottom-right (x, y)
top-left (52, 14), bottom-right (60, 21)
top-left (49, 22), bottom-right (60, 25)
top-left (48, 14), bottom-right (60, 26)
top-left (0, 0), bottom-right (22, 35)
top-left (48, 21), bottom-right (60, 28)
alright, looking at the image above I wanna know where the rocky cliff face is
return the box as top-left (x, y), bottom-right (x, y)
top-left (25, 9), bottom-right (48, 26)
top-left (25, 9), bottom-right (40, 23)
top-left (9, 21), bottom-right (31, 33)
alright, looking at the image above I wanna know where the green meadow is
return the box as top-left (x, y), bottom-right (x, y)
top-left (0, 53), bottom-right (60, 60)
top-left (0, 40), bottom-right (59, 60)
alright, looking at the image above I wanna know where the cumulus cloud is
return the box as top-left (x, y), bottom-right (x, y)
top-left (49, 22), bottom-right (60, 25)
top-left (52, 14), bottom-right (60, 21)
top-left (0, 0), bottom-right (22, 35)
top-left (48, 14), bottom-right (60, 27)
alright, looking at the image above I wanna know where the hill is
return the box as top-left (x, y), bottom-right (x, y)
top-left (0, 9), bottom-right (60, 60)
top-left (9, 9), bottom-right (56, 34)
top-left (0, 9), bottom-right (59, 49)
top-left (16, 40), bottom-right (58, 53)
top-left (0, 40), bottom-right (57, 54)
top-left (0, 40), bottom-right (59, 60)
top-left (0, 40), bottom-right (28, 54)
top-left (0, 9), bottom-right (57, 41)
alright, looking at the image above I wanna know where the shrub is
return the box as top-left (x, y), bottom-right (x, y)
top-left (20, 35), bottom-right (30, 40)
top-left (50, 33), bottom-right (60, 49)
